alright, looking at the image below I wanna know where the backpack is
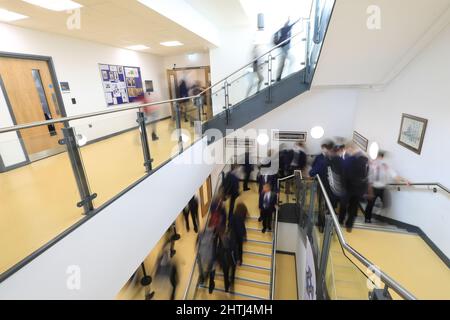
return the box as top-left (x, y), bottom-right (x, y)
top-left (273, 30), bottom-right (282, 45)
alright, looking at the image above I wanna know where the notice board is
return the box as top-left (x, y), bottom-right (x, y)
top-left (99, 63), bottom-right (144, 106)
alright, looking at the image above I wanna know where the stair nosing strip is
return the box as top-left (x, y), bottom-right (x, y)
top-left (215, 273), bottom-right (271, 286)
top-left (198, 284), bottom-right (267, 300)
top-left (247, 238), bottom-right (273, 245)
top-left (243, 250), bottom-right (272, 258)
top-left (241, 263), bottom-right (271, 271)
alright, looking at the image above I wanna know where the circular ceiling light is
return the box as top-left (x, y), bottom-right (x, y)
top-left (311, 126), bottom-right (325, 139)
top-left (257, 133), bottom-right (269, 146)
top-left (369, 142), bottom-right (380, 160)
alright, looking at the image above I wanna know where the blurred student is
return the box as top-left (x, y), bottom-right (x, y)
top-left (279, 144), bottom-right (293, 178)
top-left (229, 203), bottom-right (248, 266)
top-left (246, 44), bottom-right (264, 97)
top-left (223, 166), bottom-right (241, 221)
top-left (183, 195), bottom-right (199, 233)
top-left (257, 169), bottom-right (278, 222)
top-left (259, 183), bottom-right (277, 233)
top-left (310, 141), bottom-right (335, 232)
top-left (243, 150), bottom-right (254, 192)
top-left (341, 143), bottom-right (369, 232)
top-left (365, 151), bottom-right (409, 223)
top-left (290, 142), bottom-right (307, 175)
top-left (197, 225), bottom-right (217, 294)
top-left (178, 78), bottom-right (189, 122)
top-left (273, 18), bottom-right (300, 81)
top-left (215, 229), bottom-right (238, 293)
top-left (152, 244), bottom-right (179, 300)
top-left (138, 93), bottom-right (160, 141)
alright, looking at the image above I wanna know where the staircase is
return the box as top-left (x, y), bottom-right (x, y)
top-left (326, 209), bottom-right (414, 300)
top-left (195, 182), bottom-right (274, 300)
top-left (203, 69), bottom-right (309, 140)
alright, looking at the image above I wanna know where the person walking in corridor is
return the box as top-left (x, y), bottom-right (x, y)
top-left (274, 18), bottom-right (300, 81)
top-left (229, 203), bottom-right (248, 266)
top-left (342, 143), bottom-right (369, 232)
top-left (259, 183), bottom-right (277, 233)
top-left (224, 166), bottom-right (240, 222)
top-left (243, 150), bottom-right (254, 192)
top-left (365, 151), bottom-right (409, 223)
top-left (246, 44), bottom-right (264, 97)
top-left (183, 195), bottom-right (199, 233)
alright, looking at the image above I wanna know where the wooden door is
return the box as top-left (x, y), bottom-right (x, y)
top-left (199, 175), bottom-right (212, 217)
top-left (0, 57), bottom-right (64, 158)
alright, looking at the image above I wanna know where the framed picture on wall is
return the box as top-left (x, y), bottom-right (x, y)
top-left (397, 113), bottom-right (428, 155)
top-left (353, 131), bottom-right (368, 152)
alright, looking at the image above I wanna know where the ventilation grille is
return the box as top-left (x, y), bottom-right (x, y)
top-left (273, 131), bottom-right (307, 142)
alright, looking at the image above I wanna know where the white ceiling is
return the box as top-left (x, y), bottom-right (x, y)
top-left (0, 0), bottom-right (215, 55)
top-left (184, 0), bottom-right (250, 27)
top-left (313, 0), bottom-right (450, 87)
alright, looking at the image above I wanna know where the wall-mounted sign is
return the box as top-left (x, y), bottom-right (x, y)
top-left (353, 131), bottom-right (368, 152)
top-left (145, 80), bottom-right (154, 93)
top-left (99, 63), bottom-right (144, 106)
top-left (273, 131), bottom-right (307, 142)
top-left (60, 82), bottom-right (70, 93)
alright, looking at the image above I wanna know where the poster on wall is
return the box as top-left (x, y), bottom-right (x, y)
top-left (99, 63), bottom-right (144, 106)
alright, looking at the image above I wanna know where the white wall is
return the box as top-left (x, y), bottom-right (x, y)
top-left (0, 23), bottom-right (170, 166)
top-left (163, 52), bottom-right (210, 70)
top-left (0, 138), bottom-right (214, 299)
top-left (353, 22), bottom-right (450, 257)
top-left (242, 88), bottom-right (359, 155)
top-left (0, 83), bottom-right (26, 167)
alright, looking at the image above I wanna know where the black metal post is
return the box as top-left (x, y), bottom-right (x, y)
top-left (136, 111), bottom-right (153, 173)
top-left (194, 97), bottom-right (202, 123)
top-left (318, 215), bottom-right (333, 299)
top-left (266, 53), bottom-right (275, 103)
top-left (175, 103), bottom-right (183, 153)
top-left (62, 127), bottom-right (97, 214)
top-left (224, 81), bottom-right (231, 125)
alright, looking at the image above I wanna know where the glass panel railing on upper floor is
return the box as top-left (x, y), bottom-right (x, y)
top-left (0, 99), bottom-right (201, 281)
top-left (0, 0), bottom-right (336, 284)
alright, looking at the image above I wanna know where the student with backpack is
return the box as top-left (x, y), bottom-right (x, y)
top-left (273, 18), bottom-right (300, 81)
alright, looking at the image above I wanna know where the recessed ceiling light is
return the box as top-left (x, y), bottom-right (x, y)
top-left (160, 41), bottom-right (184, 47)
top-left (311, 126), bottom-right (325, 139)
top-left (0, 8), bottom-right (28, 22)
top-left (126, 45), bottom-right (150, 51)
top-left (21, 0), bottom-right (82, 12)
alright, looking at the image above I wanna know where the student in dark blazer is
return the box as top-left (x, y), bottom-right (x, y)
top-left (223, 168), bottom-right (240, 222)
top-left (257, 173), bottom-right (277, 222)
top-left (259, 183), bottom-right (277, 233)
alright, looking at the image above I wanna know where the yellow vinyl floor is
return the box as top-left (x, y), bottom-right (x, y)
top-left (343, 228), bottom-right (450, 300)
top-left (274, 253), bottom-right (298, 300)
top-left (116, 205), bottom-right (206, 300)
top-left (0, 117), bottom-right (195, 275)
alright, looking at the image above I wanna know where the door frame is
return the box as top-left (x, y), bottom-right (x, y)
top-left (166, 66), bottom-right (212, 119)
top-left (199, 175), bottom-right (212, 217)
top-left (0, 52), bottom-right (67, 172)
